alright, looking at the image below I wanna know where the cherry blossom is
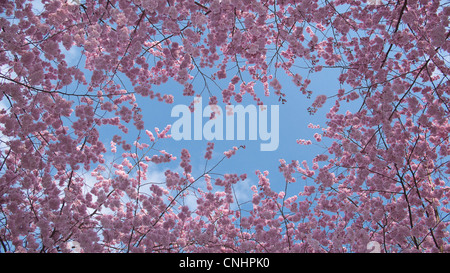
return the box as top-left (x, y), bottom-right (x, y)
top-left (0, 0), bottom-right (448, 253)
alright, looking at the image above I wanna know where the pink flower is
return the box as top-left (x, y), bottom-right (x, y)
top-left (224, 146), bottom-right (239, 158)
top-left (292, 73), bottom-right (303, 86)
top-left (110, 141), bottom-right (117, 153)
top-left (180, 148), bottom-right (192, 175)
top-left (155, 125), bottom-right (172, 139)
top-left (269, 78), bottom-right (282, 91)
top-left (314, 133), bottom-right (322, 142)
top-left (296, 139), bottom-right (312, 145)
top-left (312, 95), bottom-right (327, 108)
top-left (204, 142), bottom-right (214, 160)
top-left (145, 130), bottom-right (155, 142)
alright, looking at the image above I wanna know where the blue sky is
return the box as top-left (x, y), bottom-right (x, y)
top-left (118, 63), bottom-right (346, 209)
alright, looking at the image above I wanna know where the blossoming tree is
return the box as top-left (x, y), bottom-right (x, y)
top-left (0, 0), bottom-right (449, 252)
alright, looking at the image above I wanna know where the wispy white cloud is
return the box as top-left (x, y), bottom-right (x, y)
top-left (59, 43), bottom-right (83, 66)
top-left (231, 178), bottom-right (253, 210)
top-left (146, 162), bottom-right (167, 185)
top-left (30, 0), bottom-right (44, 13)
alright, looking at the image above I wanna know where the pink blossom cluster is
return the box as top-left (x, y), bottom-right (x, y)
top-left (179, 149), bottom-right (192, 175)
top-left (147, 150), bottom-right (176, 164)
top-left (296, 139), bottom-right (312, 145)
top-left (312, 95), bottom-right (327, 109)
top-left (223, 145), bottom-right (245, 158)
top-left (204, 142), bottom-right (215, 160)
top-left (155, 125), bottom-right (172, 139)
